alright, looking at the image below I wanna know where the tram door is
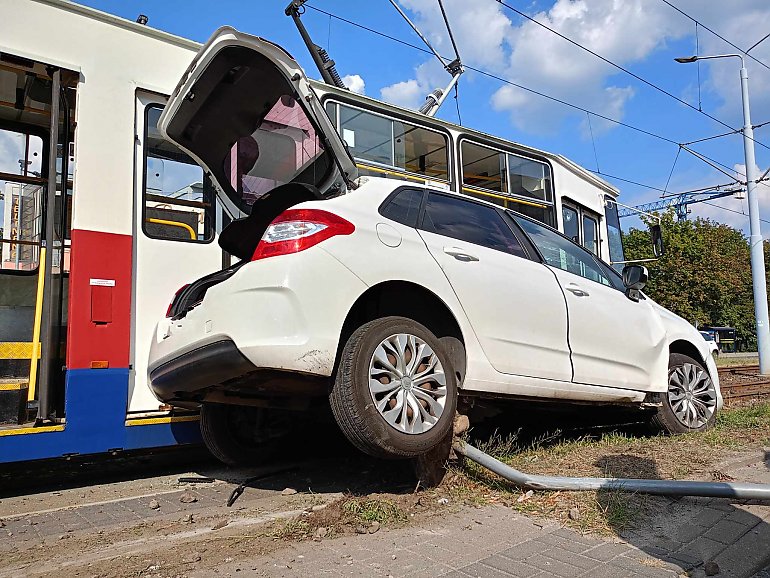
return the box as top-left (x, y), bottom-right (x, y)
top-left (0, 59), bottom-right (74, 427)
top-left (130, 92), bottom-right (223, 413)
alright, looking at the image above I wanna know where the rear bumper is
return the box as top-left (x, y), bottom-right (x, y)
top-left (146, 248), bottom-right (368, 404)
top-left (149, 339), bottom-right (256, 401)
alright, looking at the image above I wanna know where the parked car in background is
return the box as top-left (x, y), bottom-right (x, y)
top-left (146, 28), bottom-right (722, 465)
top-left (700, 331), bottom-right (720, 357)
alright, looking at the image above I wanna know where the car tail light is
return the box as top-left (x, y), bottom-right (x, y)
top-left (251, 209), bottom-right (355, 261)
top-left (166, 284), bottom-right (190, 317)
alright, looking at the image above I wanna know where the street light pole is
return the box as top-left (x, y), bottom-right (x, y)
top-left (676, 54), bottom-right (770, 373)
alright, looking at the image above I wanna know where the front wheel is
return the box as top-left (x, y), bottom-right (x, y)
top-left (330, 316), bottom-right (458, 459)
top-left (651, 353), bottom-right (718, 434)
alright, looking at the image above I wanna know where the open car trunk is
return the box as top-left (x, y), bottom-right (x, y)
top-left (158, 27), bottom-right (358, 318)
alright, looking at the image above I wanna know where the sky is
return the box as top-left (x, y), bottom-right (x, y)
top-left (41, 1), bottom-right (770, 234)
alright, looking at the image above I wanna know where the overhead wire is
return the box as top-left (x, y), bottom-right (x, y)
top-left (310, 2), bottom-right (760, 218)
top-left (493, 0), bottom-right (770, 151)
top-left (659, 0), bottom-right (770, 73)
top-left (307, 3), bottom-right (756, 179)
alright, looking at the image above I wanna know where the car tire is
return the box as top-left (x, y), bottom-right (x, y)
top-left (651, 353), bottom-right (718, 434)
top-left (200, 403), bottom-right (285, 466)
top-left (330, 316), bottom-right (458, 459)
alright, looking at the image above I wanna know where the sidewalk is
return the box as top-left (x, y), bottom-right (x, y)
top-left (206, 496), bottom-right (770, 578)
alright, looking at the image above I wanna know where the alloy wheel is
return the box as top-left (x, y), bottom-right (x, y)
top-left (667, 362), bottom-right (717, 429)
top-left (368, 333), bottom-right (448, 434)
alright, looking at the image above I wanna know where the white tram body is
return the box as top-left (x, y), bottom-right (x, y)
top-left (0, 0), bottom-right (625, 462)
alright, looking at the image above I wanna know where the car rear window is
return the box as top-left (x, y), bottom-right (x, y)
top-left (379, 188), bottom-right (424, 227)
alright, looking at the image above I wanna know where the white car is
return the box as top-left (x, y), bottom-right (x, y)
top-left (147, 28), bottom-right (721, 465)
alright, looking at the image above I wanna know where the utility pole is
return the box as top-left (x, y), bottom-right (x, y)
top-left (676, 54), bottom-right (770, 373)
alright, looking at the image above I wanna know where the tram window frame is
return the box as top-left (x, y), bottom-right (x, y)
top-left (141, 104), bottom-right (215, 244)
top-left (560, 198), bottom-right (602, 256)
top-left (458, 138), bottom-right (555, 227)
top-left (0, 121), bottom-right (49, 276)
top-left (324, 99), bottom-right (451, 183)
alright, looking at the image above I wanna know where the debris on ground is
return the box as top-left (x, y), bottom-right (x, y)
top-left (211, 520), bottom-right (228, 530)
top-left (179, 492), bottom-right (197, 504)
top-left (704, 560), bottom-right (720, 576)
top-left (148, 499), bottom-right (160, 510)
top-left (281, 488), bottom-right (298, 496)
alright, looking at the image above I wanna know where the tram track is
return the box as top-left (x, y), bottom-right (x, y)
top-left (717, 364), bottom-right (770, 402)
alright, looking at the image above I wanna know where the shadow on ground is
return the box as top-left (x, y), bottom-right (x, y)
top-left (595, 454), bottom-right (770, 577)
top-left (0, 414), bottom-right (416, 501)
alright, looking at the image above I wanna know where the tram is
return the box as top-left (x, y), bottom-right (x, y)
top-left (0, 0), bottom-right (627, 464)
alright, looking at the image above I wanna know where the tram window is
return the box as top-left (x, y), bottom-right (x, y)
top-left (562, 205), bottom-right (579, 243)
top-left (461, 141), bottom-right (506, 192)
top-left (143, 105), bottom-right (214, 243)
top-left (393, 121), bottom-right (448, 180)
top-left (0, 128), bottom-right (44, 272)
top-left (605, 196), bottom-right (625, 270)
top-left (508, 154), bottom-right (552, 202)
top-left (334, 103), bottom-right (449, 181)
top-left (339, 105), bottom-right (392, 166)
top-left (583, 213), bottom-right (599, 255)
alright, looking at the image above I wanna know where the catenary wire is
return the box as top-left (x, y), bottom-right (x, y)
top-left (493, 0), bottom-right (770, 151)
top-left (659, 0), bottom-right (770, 72)
top-left (308, 2), bottom-right (758, 178)
top-left (309, 3), bottom-right (758, 210)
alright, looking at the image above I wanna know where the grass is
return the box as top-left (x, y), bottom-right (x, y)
top-left (268, 494), bottom-right (412, 541)
top-left (716, 355), bottom-right (758, 367)
top-left (446, 402), bottom-right (770, 535)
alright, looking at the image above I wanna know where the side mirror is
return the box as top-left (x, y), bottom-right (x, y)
top-left (622, 264), bottom-right (648, 302)
top-left (650, 223), bottom-right (664, 257)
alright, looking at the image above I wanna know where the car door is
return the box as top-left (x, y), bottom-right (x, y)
top-left (513, 215), bottom-right (668, 391)
top-left (417, 192), bottom-right (572, 382)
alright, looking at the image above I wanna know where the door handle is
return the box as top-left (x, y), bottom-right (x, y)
top-left (443, 246), bottom-right (479, 262)
top-left (565, 283), bottom-right (590, 297)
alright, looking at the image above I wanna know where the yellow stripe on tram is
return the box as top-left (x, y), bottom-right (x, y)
top-left (125, 415), bottom-right (200, 427)
top-left (0, 425), bottom-right (64, 437)
top-left (461, 186), bottom-right (548, 209)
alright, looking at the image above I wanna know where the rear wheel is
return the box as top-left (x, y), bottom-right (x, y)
top-left (200, 403), bottom-right (290, 466)
top-left (651, 353), bottom-right (718, 434)
top-left (330, 316), bottom-right (458, 459)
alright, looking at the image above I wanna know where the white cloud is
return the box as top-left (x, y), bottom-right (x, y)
top-left (380, 60), bottom-right (446, 110)
top-left (382, 0), bottom-right (770, 136)
top-left (381, 79), bottom-right (423, 109)
top-left (342, 74), bottom-right (366, 95)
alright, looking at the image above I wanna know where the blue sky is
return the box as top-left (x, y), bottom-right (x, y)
top-left (75, 0), bottom-right (770, 233)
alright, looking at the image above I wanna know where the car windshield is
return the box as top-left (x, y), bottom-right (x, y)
top-left (223, 95), bottom-right (327, 209)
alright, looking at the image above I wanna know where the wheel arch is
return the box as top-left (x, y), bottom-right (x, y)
top-left (669, 339), bottom-right (707, 366)
top-left (336, 280), bottom-right (467, 385)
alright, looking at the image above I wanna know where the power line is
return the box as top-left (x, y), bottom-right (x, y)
top-left (307, 4), bottom-right (750, 191)
top-left (701, 200), bottom-right (770, 225)
top-left (493, 0), bottom-right (770, 151)
top-left (306, 4), bottom-right (680, 145)
top-left (659, 0), bottom-right (770, 73)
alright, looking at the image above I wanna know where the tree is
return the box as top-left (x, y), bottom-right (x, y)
top-left (623, 211), bottom-right (757, 350)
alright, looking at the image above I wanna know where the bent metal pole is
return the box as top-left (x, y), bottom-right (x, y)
top-left (453, 441), bottom-right (770, 500)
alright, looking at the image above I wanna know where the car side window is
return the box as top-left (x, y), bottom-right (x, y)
top-left (513, 215), bottom-right (614, 287)
top-left (379, 188), bottom-right (424, 227)
top-left (421, 193), bottom-right (528, 258)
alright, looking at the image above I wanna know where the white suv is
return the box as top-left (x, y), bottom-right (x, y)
top-left (148, 28), bottom-right (721, 465)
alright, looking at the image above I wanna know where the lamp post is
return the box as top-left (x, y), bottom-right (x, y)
top-left (676, 54), bottom-right (770, 373)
